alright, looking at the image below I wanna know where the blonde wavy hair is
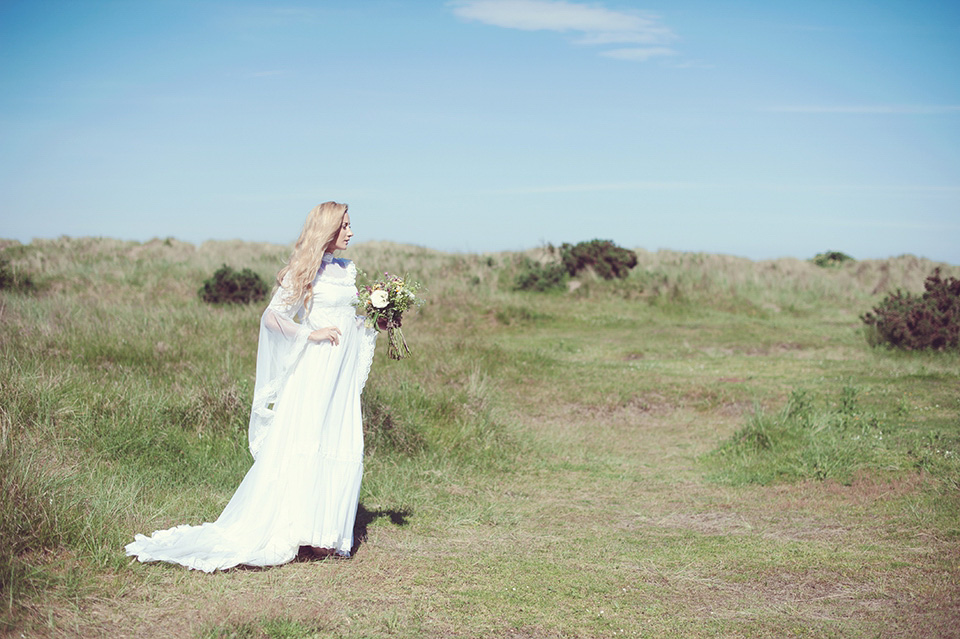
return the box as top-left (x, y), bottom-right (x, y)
top-left (276, 201), bottom-right (349, 310)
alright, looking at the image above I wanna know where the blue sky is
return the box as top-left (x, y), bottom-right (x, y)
top-left (2, 0), bottom-right (958, 262)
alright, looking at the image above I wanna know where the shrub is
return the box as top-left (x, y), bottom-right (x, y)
top-left (861, 268), bottom-right (960, 350)
top-left (0, 256), bottom-right (36, 293)
top-left (513, 258), bottom-right (567, 292)
top-left (198, 264), bottom-right (268, 305)
top-left (812, 250), bottom-right (855, 267)
top-left (560, 239), bottom-right (637, 279)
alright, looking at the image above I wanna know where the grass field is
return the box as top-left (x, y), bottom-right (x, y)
top-left (1, 237), bottom-right (958, 638)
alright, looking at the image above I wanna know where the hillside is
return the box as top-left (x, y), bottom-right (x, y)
top-left (1, 237), bottom-right (958, 638)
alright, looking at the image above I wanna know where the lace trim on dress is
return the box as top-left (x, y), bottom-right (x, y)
top-left (357, 321), bottom-right (377, 393)
top-left (317, 258), bottom-right (357, 284)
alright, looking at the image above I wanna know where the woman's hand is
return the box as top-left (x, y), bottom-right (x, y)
top-left (309, 326), bottom-right (342, 346)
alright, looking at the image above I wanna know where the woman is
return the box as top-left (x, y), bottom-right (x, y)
top-left (126, 201), bottom-right (378, 571)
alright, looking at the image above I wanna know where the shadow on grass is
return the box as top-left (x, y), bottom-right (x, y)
top-left (351, 502), bottom-right (412, 556)
top-left (232, 504), bottom-right (411, 569)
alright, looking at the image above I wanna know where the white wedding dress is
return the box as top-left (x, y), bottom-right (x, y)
top-left (126, 254), bottom-right (377, 572)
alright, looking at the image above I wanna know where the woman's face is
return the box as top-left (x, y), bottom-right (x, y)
top-left (332, 213), bottom-right (353, 251)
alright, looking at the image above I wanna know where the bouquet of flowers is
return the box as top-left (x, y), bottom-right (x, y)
top-left (356, 271), bottom-right (425, 360)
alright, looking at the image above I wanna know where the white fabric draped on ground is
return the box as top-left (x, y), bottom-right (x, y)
top-left (125, 255), bottom-right (377, 572)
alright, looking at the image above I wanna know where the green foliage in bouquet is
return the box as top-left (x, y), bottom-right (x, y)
top-left (198, 264), bottom-right (268, 305)
top-left (812, 250), bottom-right (855, 267)
top-left (861, 268), bottom-right (960, 350)
top-left (560, 239), bottom-right (638, 280)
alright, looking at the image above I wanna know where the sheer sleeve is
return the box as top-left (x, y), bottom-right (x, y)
top-left (247, 279), bottom-right (312, 460)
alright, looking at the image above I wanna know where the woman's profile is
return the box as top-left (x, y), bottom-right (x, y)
top-left (126, 201), bottom-right (378, 571)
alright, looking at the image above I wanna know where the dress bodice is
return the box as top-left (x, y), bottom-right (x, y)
top-left (304, 258), bottom-right (359, 329)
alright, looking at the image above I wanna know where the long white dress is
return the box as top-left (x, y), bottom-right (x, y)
top-left (125, 254), bottom-right (377, 572)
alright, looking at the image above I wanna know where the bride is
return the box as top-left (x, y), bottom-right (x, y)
top-left (126, 201), bottom-right (378, 571)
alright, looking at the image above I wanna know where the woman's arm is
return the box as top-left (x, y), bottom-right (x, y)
top-left (263, 283), bottom-right (342, 345)
top-left (262, 307), bottom-right (305, 340)
top-left (309, 326), bottom-right (341, 345)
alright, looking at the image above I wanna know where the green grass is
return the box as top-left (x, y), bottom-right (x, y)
top-left (702, 384), bottom-right (960, 486)
top-left (1, 237), bottom-right (958, 637)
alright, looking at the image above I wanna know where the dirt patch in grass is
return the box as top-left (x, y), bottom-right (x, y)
top-left (643, 511), bottom-right (762, 536)
top-left (632, 552), bottom-right (960, 637)
top-left (622, 503), bottom-right (859, 545)
top-left (756, 472), bottom-right (925, 511)
top-left (573, 395), bottom-right (675, 420)
top-left (35, 555), bottom-right (404, 639)
top-left (633, 473), bottom-right (930, 543)
top-left (744, 342), bottom-right (808, 356)
top-left (716, 401), bottom-right (752, 417)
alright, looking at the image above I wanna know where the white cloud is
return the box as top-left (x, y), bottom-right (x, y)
top-left (449, 0), bottom-right (678, 60)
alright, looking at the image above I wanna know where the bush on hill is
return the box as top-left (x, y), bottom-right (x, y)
top-left (0, 255), bottom-right (36, 293)
top-left (861, 268), bottom-right (960, 350)
top-left (812, 250), bottom-right (855, 267)
top-left (198, 264), bottom-right (268, 305)
top-left (513, 257), bottom-right (567, 292)
top-left (560, 239), bottom-right (637, 279)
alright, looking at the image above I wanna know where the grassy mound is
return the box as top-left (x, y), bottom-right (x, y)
top-left (2, 236), bottom-right (958, 637)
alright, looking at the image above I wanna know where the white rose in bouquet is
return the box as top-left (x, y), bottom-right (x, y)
top-left (370, 289), bottom-right (389, 309)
